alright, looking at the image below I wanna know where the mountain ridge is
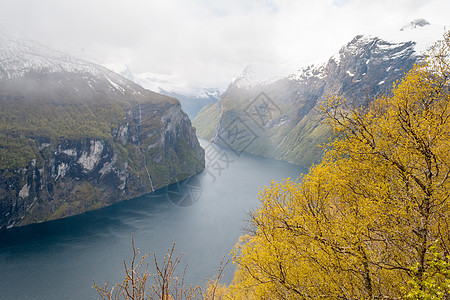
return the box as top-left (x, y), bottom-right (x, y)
top-left (193, 32), bottom-right (422, 167)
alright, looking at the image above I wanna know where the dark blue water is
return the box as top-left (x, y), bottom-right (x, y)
top-left (0, 139), bottom-right (305, 299)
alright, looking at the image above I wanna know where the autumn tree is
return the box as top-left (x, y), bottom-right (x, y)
top-left (229, 31), bottom-right (450, 299)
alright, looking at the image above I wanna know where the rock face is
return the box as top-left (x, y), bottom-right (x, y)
top-left (0, 30), bottom-right (204, 230)
top-left (193, 35), bottom-right (419, 167)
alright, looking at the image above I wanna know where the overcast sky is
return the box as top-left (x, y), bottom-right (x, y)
top-left (1, 0), bottom-right (449, 93)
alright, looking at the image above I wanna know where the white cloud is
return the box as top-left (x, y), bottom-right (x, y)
top-left (1, 0), bottom-right (449, 93)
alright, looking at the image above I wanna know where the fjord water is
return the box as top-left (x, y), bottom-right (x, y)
top-left (0, 139), bottom-right (305, 299)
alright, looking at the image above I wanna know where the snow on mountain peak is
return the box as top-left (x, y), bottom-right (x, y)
top-left (103, 63), bottom-right (221, 99)
top-left (0, 29), bottom-right (145, 96)
top-left (233, 62), bottom-right (295, 89)
top-left (376, 19), bottom-right (444, 54)
top-left (288, 63), bottom-right (326, 82)
top-left (0, 29), bottom-right (101, 79)
top-left (287, 33), bottom-right (419, 83)
top-left (233, 65), bottom-right (257, 88)
top-left (119, 65), bottom-right (135, 82)
top-left (194, 88), bottom-right (221, 100)
top-left (400, 19), bottom-right (431, 31)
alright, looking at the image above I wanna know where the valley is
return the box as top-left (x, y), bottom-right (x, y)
top-left (0, 1), bottom-right (449, 298)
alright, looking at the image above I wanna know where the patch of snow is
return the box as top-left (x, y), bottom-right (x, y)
top-left (234, 62), bottom-right (295, 88)
top-left (374, 20), bottom-right (446, 55)
top-left (134, 71), bottom-right (188, 93)
top-left (389, 47), bottom-right (413, 59)
top-left (376, 42), bottom-right (405, 51)
top-left (0, 28), bottom-right (141, 96)
top-left (194, 88), bottom-right (221, 99)
top-left (106, 76), bottom-right (125, 93)
top-left (331, 53), bottom-right (341, 65)
top-left (0, 29), bottom-right (102, 79)
top-left (288, 63), bottom-right (326, 82)
top-left (378, 80), bottom-right (385, 85)
top-left (87, 80), bottom-right (96, 91)
top-left (346, 70), bottom-right (355, 77)
top-left (400, 19), bottom-right (430, 31)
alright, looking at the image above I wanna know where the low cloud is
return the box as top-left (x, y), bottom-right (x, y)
top-left (1, 0), bottom-right (449, 93)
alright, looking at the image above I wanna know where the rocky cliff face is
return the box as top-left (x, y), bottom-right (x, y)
top-left (0, 30), bottom-right (204, 230)
top-left (193, 34), bottom-right (419, 167)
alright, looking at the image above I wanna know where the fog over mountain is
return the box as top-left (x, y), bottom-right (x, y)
top-left (1, 0), bottom-right (449, 93)
top-left (109, 64), bottom-right (221, 119)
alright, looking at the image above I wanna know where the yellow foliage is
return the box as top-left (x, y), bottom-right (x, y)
top-left (229, 32), bottom-right (450, 299)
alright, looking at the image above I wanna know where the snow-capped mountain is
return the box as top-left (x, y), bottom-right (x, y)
top-left (284, 34), bottom-right (417, 106)
top-left (232, 62), bottom-right (297, 89)
top-left (104, 63), bottom-right (220, 119)
top-left (118, 65), bottom-right (136, 82)
top-left (0, 30), bottom-right (99, 79)
top-left (400, 18), bottom-right (430, 31)
top-left (375, 18), bottom-right (443, 53)
top-left (194, 19), bottom-right (443, 167)
top-left (195, 87), bottom-right (221, 100)
top-left (160, 88), bottom-right (220, 119)
top-left (0, 29), bottom-right (155, 100)
top-left (230, 18), bottom-right (442, 91)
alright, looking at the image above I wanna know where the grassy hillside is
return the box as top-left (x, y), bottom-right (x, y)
top-left (192, 102), bottom-right (222, 140)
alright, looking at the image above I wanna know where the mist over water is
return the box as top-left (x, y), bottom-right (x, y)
top-left (0, 139), bottom-right (305, 299)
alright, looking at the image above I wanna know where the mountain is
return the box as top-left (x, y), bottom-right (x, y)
top-left (232, 63), bottom-right (294, 89)
top-left (118, 65), bottom-right (136, 82)
top-left (0, 30), bottom-right (205, 230)
top-left (106, 65), bottom-right (220, 120)
top-left (400, 18), bottom-right (430, 31)
top-left (132, 73), bottom-right (221, 120)
top-left (193, 26), bottom-right (438, 167)
top-left (159, 88), bottom-right (220, 119)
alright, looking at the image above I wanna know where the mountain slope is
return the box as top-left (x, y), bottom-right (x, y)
top-left (0, 30), bottom-right (205, 230)
top-left (193, 34), bottom-right (420, 167)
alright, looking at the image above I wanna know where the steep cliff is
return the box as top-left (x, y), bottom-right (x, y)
top-left (0, 30), bottom-right (204, 230)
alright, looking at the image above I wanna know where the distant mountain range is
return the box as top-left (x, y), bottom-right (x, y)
top-left (112, 66), bottom-right (220, 119)
top-left (193, 19), bottom-right (441, 168)
top-left (0, 30), bottom-right (204, 230)
top-left (158, 88), bottom-right (220, 119)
